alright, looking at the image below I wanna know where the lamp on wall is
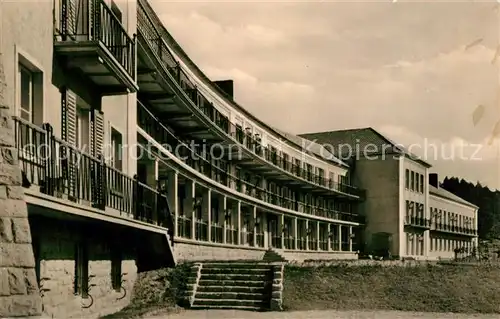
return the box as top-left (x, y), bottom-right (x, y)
top-left (255, 215), bottom-right (261, 227)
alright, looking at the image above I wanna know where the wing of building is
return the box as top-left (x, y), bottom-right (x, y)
top-left (0, 0), bottom-right (373, 316)
top-left (300, 128), bottom-right (479, 260)
top-left (0, 0), bottom-right (480, 317)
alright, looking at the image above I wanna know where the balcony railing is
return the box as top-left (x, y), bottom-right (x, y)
top-left (138, 102), bottom-right (364, 224)
top-left (177, 215), bottom-right (192, 239)
top-left (432, 223), bottom-right (477, 236)
top-left (57, 0), bottom-right (136, 79)
top-left (13, 117), bottom-right (173, 241)
top-left (136, 1), bottom-right (364, 199)
top-left (211, 224), bottom-right (224, 243)
top-left (404, 216), bottom-right (431, 228)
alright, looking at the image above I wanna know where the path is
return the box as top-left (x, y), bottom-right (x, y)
top-left (154, 309), bottom-right (499, 319)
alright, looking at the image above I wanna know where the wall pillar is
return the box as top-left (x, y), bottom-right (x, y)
top-left (262, 212), bottom-right (269, 249)
top-left (220, 195), bottom-right (227, 244)
top-left (167, 171), bottom-right (178, 237)
top-left (0, 50), bottom-right (43, 317)
top-left (327, 224), bottom-right (332, 251)
top-left (338, 225), bottom-right (342, 251)
top-left (236, 201), bottom-right (241, 245)
top-left (305, 220), bottom-right (309, 250)
top-left (349, 226), bottom-right (353, 252)
top-left (183, 180), bottom-right (195, 240)
top-left (316, 221), bottom-right (320, 251)
top-left (252, 206), bottom-right (257, 247)
top-left (202, 188), bottom-right (211, 242)
top-left (292, 217), bottom-right (298, 250)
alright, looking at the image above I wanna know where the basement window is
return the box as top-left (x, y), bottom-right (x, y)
top-left (111, 249), bottom-right (122, 291)
top-left (74, 241), bottom-right (89, 297)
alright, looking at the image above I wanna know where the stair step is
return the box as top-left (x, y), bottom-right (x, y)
top-left (201, 267), bottom-right (271, 274)
top-left (190, 304), bottom-right (264, 311)
top-left (201, 273), bottom-right (268, 281)
top-left (195, 292), bottom-right (267, 300)
top-left (202, 263), bottom-right (273, 270)
top-left (193, 298), bottom-right (267, 307)
top-left (197, 285), bottom-right (266, 293)
top-left (198, 279), bottom-right (265, 287)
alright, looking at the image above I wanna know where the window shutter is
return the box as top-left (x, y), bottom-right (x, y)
top-left (90, 109), bottom-right (104, 158)
top-left (61, 87), bottom-right (77, 146)
top-left (66, 0), bottom-right (77, 36)
top-left (61, 87), bottom-right (78, 199)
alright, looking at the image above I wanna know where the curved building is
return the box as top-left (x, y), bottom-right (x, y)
top-left (135, 0), bottom-right (365, 261)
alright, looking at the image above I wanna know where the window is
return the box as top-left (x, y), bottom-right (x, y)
top-left (111, 248), bottom-right (122, 291)
top-left (19, 65), bottom-right (33, 122)
top-left (74, 241), bottom-right (89, 297)
top-left (410, 171), bottom-right (414, 191)
top-left (110, 127), bottom-right (123, 171)
top-left (405, 169), bottom-right (410, 189)
top-left (17, 62), bottom-right (43, 125)
top-left (76, 107), bottom-right (90, 151)
top-left (419, 174), bottom-right (424, 193)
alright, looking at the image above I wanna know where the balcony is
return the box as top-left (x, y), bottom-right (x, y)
top-left (137, 102), bottom-right (364, 225)
top-left (54, 0), bottom-right (138, 94)
top-left (13, 116), bottom-right (172, 240)
top-left (432, 223), bottom-right (477, 236)
top-left (135, 0), bottom-right (365, 200)
top-left (404, 216), bottom-right (431, 229)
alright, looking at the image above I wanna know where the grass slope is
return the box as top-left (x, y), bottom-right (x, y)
top-left (283, 263), bottom-right (500, 314)
top-left (101, 264), bottom-right (191, 319)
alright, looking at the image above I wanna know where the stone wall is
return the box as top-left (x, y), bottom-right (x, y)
top-left (270, 263), bottom-right (284, 311)
top-left (0, 52), bottom-right (43, 316)
top-left (30, 214), bottom-right (139, 318)
top-left (173, 241), bottom-right (267, 261)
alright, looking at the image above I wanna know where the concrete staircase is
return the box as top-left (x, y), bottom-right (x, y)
top-left (186, 261), bottom-right (275, 311)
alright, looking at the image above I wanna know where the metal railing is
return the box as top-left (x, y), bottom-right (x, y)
top-left (137, 102), bottom-right (364, 224)
top-left (14, 117), bottom-right (173, 239)
top-left (136, 0), bottom-right (365, 199)
top-left (433, 223), bottom-right (477, 235)
top-left (57, 0), bottom-right (136, 78)
top-left (404, 216), bottom-right (431, 228)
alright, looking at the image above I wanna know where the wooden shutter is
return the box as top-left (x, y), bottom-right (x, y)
top-left (90, 109), bottom-right (104, 158)
top-left (61, 87), bottom-right (77, 146)
top-left (61, 87), bottom-right (78, 199)
top-left (63, 0), bottom-right (77, 37)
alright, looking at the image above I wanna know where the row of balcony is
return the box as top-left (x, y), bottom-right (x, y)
top-left (13, 117), bottom-right (174, 242)
top-left (177, 217), bottom-right (353, 251)
top-left (433, 224), bottom-right (478, 236)
top-left (53, 0), bottom-right (365, 199)
top-left (404, 216), bottom-right (477, 235)
top-left (137, 102), bottom-right (364, 224)
top-left (55, 0), bottom-right (137, 94)
top-left (135, 0), bottom-right (365, 199)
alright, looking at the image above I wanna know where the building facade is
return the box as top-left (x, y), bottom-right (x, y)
top-left (300, 128), bottom-right (479, 260)
top-left (0, 0), bottom-right (366, 317)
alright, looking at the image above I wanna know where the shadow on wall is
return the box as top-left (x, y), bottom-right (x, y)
top-left (27, 211), bottom-right (175, 318)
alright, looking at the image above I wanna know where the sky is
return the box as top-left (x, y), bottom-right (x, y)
top-left (150, 0), bottom-right (500, 191)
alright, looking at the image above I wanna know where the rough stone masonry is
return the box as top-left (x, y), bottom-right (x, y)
top-left (0, 52), bottom-right (43, 317)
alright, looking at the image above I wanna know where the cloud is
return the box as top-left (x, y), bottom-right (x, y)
top-left (203, 66), bottom-right (316, 129)
top-left (149, 1), bottom-right (500, 189)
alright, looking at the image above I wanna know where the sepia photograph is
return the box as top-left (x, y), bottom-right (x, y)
top-left (0, 0), bottom-right (499, 318)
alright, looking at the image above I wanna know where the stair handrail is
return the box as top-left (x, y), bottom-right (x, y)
top-left (190, 262), bottom-right (203, 307)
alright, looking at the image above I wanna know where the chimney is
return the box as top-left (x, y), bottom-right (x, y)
top-left (429, 173), bottom-right (439, 188)
top-left (214, 80), bottom-right (234, 99)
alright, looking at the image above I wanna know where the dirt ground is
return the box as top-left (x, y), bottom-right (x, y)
top-left (148, 309), bottom-right (500, 319)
